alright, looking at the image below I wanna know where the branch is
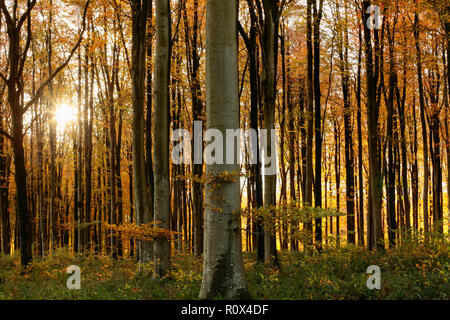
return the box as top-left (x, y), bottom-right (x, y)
top-left (277, 0), bottom-right (288, 21)
top-left (22, 0), bottom-right (90, 114)
top-left (18, 0), bottom-right (33, 81)
top-left (238, 21), bottom-right (250, 50)
top-left (0, 128), bottom-right (12, 141)
top-left (17, 0), bottom-right (36, 30)
top-left (0, 0), bottom-right (13, 28)
top-left (0, 71), bottom-right (7, 83)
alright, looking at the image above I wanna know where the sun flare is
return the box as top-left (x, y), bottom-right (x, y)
top-left (54, 102), bottom-right (77, 132)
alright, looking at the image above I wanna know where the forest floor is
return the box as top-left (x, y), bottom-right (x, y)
top-left (0, 239), bottom-right (448, 300)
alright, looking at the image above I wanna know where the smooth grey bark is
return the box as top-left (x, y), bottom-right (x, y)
top-left (153, 0), bottom-right (171, 278)
top-left (199, 0), bottom-right (248, 299)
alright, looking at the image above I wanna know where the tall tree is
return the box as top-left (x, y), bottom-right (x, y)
top-left (153, 0), bottom-right (171, 278)
top-left (385, 15), bottom-right (397, 246)
top-left (130, 0), bottom-right (150, 264)
top-left (313, 0), bottom-right (324, 250)
top-left (337, 1), bottom-right (355, 244)
top-left (356, 19), bottom-right (364, 246)
top-left (305, 0), bottom-right (314, 248)
top-left (362, 0), bottom-right (383, 250)
top-left (183, 0), bottom-right (204, 257)
top-left (47, 0), bottom-right (58, 250)
top-left (258, 0), bottom-right (284, 265)
top-left (413, 10), bottom-right (429, 235)
top-left (0, 81), bottom-right (10, 255)
top-left (238, 0), bottom-right (264, 261)
top-left (199, 0), bottom-right (248, 299)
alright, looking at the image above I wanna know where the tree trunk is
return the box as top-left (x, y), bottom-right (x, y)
top-left (334, 119), bottom-right (341, 247)
top-left (356, 22), bottom-right (364, 246)
top-left (47, 2), bottom-right (59, 251)
top-left (260, 0), bottom-right (280, 265)
top-left (84, 25), bottom-right (94, 253)
top-left (305, 0), bottom-right (314, 248)
top-left (0, 92), bottom-right (11, 255)
top-left (362, 1), bottom-right (383, 250)
top-left (397, 50), bottom-right (410, 232)
top-left (131, 0), bottom-right (151, 263)
top-left (313, 0), bottom-right (323, 250)
top-left (199, 0), bottom-right (248, 299)
top-left (337, 4), bottom-right (355, 245)
top-left (183, 0), bottom-right (204, 257)
top-left (238, 6), bottom-right (264, 261)
top-left (145, 0), bottom-right (154, 247)
top-left (385, 20), bottom-right (397, 246)
top-left (153, 0), bottom-right (171, 278)
top-left (414, 12), bottom-right (429, 236)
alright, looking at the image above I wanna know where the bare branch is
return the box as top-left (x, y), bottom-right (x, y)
top-left (22, 0), bottom-right (91, 114)
top-left (0, 0), bottom-right (14, 28)
top-left (17, 0), bottom-right (36, 30)
top-left (0, 128), bottom-right (12, 141)
top-left (238, 21), bottom-right (250, 50)
top-left (18, 1), bottom-right (33, 84)
top-left (0, 71), bottom-right (7, 83)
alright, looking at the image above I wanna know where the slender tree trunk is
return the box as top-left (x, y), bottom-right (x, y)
top-left (386, 20), bottom-right (397, 246)
top-left (305, 0), bottom-right (314, 248)
top-left (411, 95), bottom-right (419, 231)
top-left (356, 22), bottom-right (364, 246)
top-left (145, 0), bottom-right (154, 247)
top-left (183, 0), bottom-right (204, 257)
top-left (84, 25), bottom-right (94, 253)
top-left (47, 2), bottom-right (59, 251)
top-left (286, 38), bottom-right (297, 251)
top-left (397, 50), bottom-right (410, 232)
top-left (313, 0), bottom-right (323, 250)
top-left (334, 119), bottom-right (341, 247)
top-left (153, 0), bottom-right (171, 278)
top-left (362, 1), bottom-right (383, 250)
top-left (238, 7), bottom-right (264, 261)
top-left (116, 108), bottom-right (124, 257)
top-left (414, 12), bottom-right (429, 236)
top-left (109, 70), bottom-right (117, 259)
top-left (260, 0), bottom-right (280, 265)
top-left (0, 93), bottom-right (11, 255)
top-left (131, 0), bottom-right (151, 264)
top-left (337, 4), bottom-right (355, 245)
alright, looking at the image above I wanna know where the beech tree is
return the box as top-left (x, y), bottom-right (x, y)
top-left (199, 0), bottom-right (248, 299)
